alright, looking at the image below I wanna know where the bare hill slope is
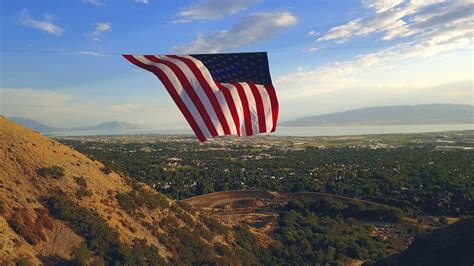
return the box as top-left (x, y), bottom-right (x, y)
top-left (0, 116), bottom-right (253, 265)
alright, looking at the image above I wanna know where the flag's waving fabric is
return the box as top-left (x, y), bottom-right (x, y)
top-left (123, 52), bottom-right (279, 142)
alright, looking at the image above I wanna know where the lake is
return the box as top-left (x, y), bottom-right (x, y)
top-left (47, 124), bottom-right (474, 137)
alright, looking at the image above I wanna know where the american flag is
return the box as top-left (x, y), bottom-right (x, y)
top-left (123, 52), bottom-right (279, 142)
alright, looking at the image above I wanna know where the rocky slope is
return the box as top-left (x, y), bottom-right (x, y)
top-left (371, 217), bottom-right (474, 266)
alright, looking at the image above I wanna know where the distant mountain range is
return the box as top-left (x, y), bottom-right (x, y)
top-left (8, 116), bottom-right (61, 133)
top-left (9, 116), bottom-right (140, 133)
top-left (281, 104), bottom-right (474, 127)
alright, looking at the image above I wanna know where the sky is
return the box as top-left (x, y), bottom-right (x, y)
top-left (0, 0), bottom-right (473, 128)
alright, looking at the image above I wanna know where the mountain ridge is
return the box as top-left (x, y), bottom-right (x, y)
top-left (281, 104), bottom-right (474, 127)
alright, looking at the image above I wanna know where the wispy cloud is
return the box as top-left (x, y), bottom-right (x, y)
top-left (110, 104), bottom-right (137, 112)
top-left (279, 0), bottom-right (473, 101)
top-left (19, 9), bottom-right (64, 36)
top-left (174, 11), bottom-right (297, 53)
top-left (135, 0), bottom-right (149, 4)
top-left (316, 0), bottom-right (471, 43)
top-left (307, 30), bottom-right (319, 37)
top-left (75, 51), bottom-right (105, 56)
top-left (362, 0), bottom-right (403, 13)
top-left (172, 0), bottom-right (259, 23)
top-left (87, 22), bottom-right (112, 41)
top-left (84, 0), bottom-right (105, 6)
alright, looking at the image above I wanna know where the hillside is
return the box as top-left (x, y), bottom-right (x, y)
top-left (0, 116), bottom-right (259, 265)
top-left (281, 104), bottom-right (474, 126)
top-left (371, 217), bottom-right (474, 266)
top-left (8, 117), bottom-right (140, 133)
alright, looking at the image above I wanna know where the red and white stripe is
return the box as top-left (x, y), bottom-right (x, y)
top-left (123, 54), bottom-right (279, 142)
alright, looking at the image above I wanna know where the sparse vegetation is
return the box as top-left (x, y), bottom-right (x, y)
top-left (45, 193), bottom-right (167, 265)
top-left (36, 166), bottom-right (65, 179)
top-left (70, 243), bottom-right (91, 266)
top-left (202, 216), bottom-right (229, 235)
top-left (74, 176), bottom-right (92, 199)
top-left (8, 208), bottom-right (55, 245)
top-left (116, 183), bottom-right (169, 216)
top-left (0, 200), bottom-right (6, 215)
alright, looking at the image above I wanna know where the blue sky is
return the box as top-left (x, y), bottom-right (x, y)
top-left (0, 0), bottom-right (472, 128)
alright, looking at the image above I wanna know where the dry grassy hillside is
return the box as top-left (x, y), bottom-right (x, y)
top-left (0, 116), bottom-right (257, 265)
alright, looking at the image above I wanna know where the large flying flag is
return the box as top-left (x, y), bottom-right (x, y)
top-left (123, 52), bottom-right (279, 142)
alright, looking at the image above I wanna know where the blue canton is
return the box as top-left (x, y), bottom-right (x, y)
top-left (191, 52), bottom-right (272, 84)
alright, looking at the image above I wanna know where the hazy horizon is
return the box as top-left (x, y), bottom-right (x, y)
top-left (1, 0), bottom-right (473, 129)
top-left (5, 103), bottom-right (474, 131)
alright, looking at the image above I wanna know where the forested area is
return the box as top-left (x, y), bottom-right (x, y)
top-left (59, 137), bottom-right (473, 216)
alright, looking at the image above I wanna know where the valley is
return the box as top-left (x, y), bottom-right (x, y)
top-left (1, 116), bottom-right (472, 265)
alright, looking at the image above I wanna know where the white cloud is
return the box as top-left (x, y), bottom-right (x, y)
top-left (84, 0), bottom-right (104, 6)
top-left (362, 0), bottom-right (403, 13)
top-left (135, 0), bottom-right (149, 3)
top-left (307, 47), bottom-right (320, 52)
top-left (279, 31), bottom-right (472, 99)
top-left (75, 51), bottom-right (105, 56)
top-left (295, 0), bottom-right (473, 100)
top-left (174, 0), bottom-right (259, 22)
top-left (87, 22), bottom-right (112, 41)
top-left (358, 54), bottom-right (379, 67)
top-left (307, 30), bottom-right (319, 37)
top-left (276, 61), bottom-right (357, 99)
top-left (174, 12), bottom-right (297, 53)
top-left (19, 9), bottom-right (64, 36)
top-left (317, 18), bottom-right (362, 42)
top-left (317, 0), bottom-right (470, 43)
top-left (277, 8), bottom-right (473, 101)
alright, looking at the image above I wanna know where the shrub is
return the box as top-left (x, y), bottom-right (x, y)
top-left (100, 166), bottom-right (111, 174)
top-left (116, 185), bottom-right (169, 216)
top-left (0, 201), bottom-right (6, 215)
top-left (214, 243), bottom-right (231, 256)
top-left (37, 166), bottom-right (65, 179)
top-left (45, 193), bottom-right (166, 265)
top-left (158, 215), bottom-right (179, 231)
top-left (76, 188), bottom-right (92, 199)
top-left (176, 201), bottom-right (194, 214)
top-left (175, 209), bottom-right (195, 227)
top-left (74, 176), bottom-right (92, 199)
top-left (202, 216), bottom-right (229, 235)
top-left (115, 193), bottom-right (137, 214)
top-left (71, 243), bottom-right (91, 266)
top-left (74, 176), bottom-right (87, 187)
